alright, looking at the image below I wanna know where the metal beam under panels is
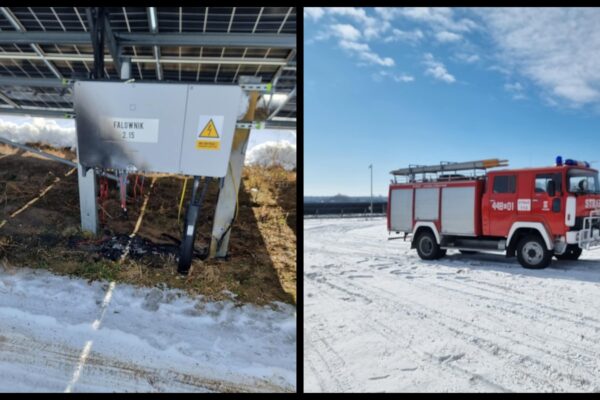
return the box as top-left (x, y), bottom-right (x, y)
top-left (0, 52), bottom-right (288, 66)
top-left (147, 7), bottom-right (162, 80)
top-left (0, 31), bottom-right (296, 49)
top-left (0, 76), bottom-right (73, 88)
top-left (103, 10), bottom-right (122, 76)
top-left (0, 106), bottom-right (74, 118)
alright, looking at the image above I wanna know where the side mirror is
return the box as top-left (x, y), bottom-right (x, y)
top-left (547, 180), bottom-right (556, 197)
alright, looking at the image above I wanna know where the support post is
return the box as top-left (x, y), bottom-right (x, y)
top-left (209, 91), bottom-right (259, 258)
top-left (77, 164), bottom-right (98, 234)
top-left (75, 17), bottom-right (129, 235)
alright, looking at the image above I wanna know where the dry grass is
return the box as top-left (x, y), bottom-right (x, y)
top-left (0, 146), bottom-right (296, 305)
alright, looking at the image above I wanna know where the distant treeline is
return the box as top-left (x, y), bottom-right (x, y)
top-left (304, 201), bottom-right (387, 216)
top-left (304, 195), bottom-right (386, 203)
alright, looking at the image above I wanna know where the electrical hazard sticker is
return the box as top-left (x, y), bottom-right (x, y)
top-left (198, 119), bottom-right (220, 138)
top-left (195, 140), bottom-right (220, 150)
top-left (196, 115), bottom-right (224, 150)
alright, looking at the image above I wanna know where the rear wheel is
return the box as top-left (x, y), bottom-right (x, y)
top-left (415, 231), bottom-right (446, 260)
top-left (517, 234), bottom-right (552, 269)
top-left (555, 244), bottom-right (582, 260)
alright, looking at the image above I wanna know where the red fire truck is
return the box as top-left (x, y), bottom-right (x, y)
top-left (387, 158), bottom-right (600, 269)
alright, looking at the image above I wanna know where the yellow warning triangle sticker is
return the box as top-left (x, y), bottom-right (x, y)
top-left (198, 119), bottom-right (219, 138)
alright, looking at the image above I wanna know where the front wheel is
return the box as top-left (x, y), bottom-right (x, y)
top-left (517, 235), bottom-right (552, 269)
top-left (415, 231), bottom-right (446, 260)
top-left (555, 245), bottom-right (583, 260)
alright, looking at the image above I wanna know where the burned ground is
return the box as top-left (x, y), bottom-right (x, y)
top-left (0, 143), bottom-right (296, 305)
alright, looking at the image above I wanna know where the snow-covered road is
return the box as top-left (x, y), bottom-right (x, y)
top-left (304, 217), bottom-right (600, 392)
top-left (0, 266), bottom-right (295, 392)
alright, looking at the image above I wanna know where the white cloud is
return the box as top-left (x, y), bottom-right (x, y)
top-left (338, 39), bottom-right (395, 67)
top-left (383, 28), bottom-right (424, 44)
top-left (435, 30), bottom-right (462, 42)
top-left (455, 52), bottom-right (480, 63)
top-left (504, 81), bottom-right (526, 100)
top-left (328, 7), bottom-right (373, 24)
top-left (395, 74), bottom-right (415, 83)
top-left (398, 7), bottom-right (477, 33)
top-left (339, 40), bottom-right (369, 52)
top-left (375, 70), bottom-right (415, 83)
top-left (327, 7), bottom-right (390, 40)
top-left (476, 7), bottom-right (600, 106)
top-left (504, 82), bottom-right (523, 92)
top-left (304, 7), bottom-right (325, 21)
top-left (330, 24), bottom-right (362, 41)
top-left (423, 53), bottom-right (456, 83)
top-left (359, 52), bottom-right (395, 67)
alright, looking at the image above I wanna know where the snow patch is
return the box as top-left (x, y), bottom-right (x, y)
top-left (0, 266), bottom-right (296, 392)
top-left (0, 117), bottom-right (76, 148)
top-left (245, 140), bottom-right (296, 170)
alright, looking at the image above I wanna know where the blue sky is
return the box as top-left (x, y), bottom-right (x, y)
top-left (305, 7), bottom-right (600, 196)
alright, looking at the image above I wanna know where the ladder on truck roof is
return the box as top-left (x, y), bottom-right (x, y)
top-left (390, 158), bottom-right (509, 182)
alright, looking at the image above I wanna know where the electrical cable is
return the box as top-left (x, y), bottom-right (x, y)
top-left (178, 176), bottom-right (188, 223)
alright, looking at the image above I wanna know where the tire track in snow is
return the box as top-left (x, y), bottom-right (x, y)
top-left (308, 270), bottom-right (592, 392)
top-left (304, 275), bottom-right (463, 391)
top-left (344, 278), bottom-right (598, 392)
top-left (305, 273), bottom-right (514, 392)
top-left (307, 275), bottom-right (534, 391)
top-left (417, 278), bottom-right (600, 361)
top-left (304, 278), bottom-right (357, 392)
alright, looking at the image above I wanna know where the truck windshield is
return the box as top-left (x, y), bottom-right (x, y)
top-left (568, 169), bottom-right (600, 194)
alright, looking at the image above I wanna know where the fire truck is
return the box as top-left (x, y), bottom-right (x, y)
top-left (387, 158), bottom-right (600, 269)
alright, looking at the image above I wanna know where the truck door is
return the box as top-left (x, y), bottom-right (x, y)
top-left (487, 174), bottom-right (517, 236)
top-left (531, 172), bottom-right (562, 232)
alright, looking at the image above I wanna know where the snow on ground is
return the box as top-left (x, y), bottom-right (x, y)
top-left (0, 266), bottom-right (295, 392)
top-left (245, 140), bottom-right (296, 170)
top-left (0, 117), bottom-right (76, 148)
top-left (304, 217), bottom-right (600, 393)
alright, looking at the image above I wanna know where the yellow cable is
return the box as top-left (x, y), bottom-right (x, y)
top-left (177, 176), bottom-right (188, 223)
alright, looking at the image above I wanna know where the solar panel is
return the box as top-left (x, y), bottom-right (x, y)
top-left (0, 6), bottom-right (296, 127)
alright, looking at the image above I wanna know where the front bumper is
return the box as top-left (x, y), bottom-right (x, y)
top-left (569, 209), bottom-right (600, 250)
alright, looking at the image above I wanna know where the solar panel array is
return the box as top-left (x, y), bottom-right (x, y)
top-left (0, 7), bottom-right (296, 127)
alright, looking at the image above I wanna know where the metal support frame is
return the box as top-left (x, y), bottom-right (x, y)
top-left (75, 7), bottom-right (132, 234)
top-left (268, 86), bottom-right (296, 120)
top-left (266, 49), bottom-right (296, 114)
top-left (103, 10), bottom-right (123, 75)
top-left (0, 31), bottom-right (296, 49)
top-left (148, 7), bottom-right (162, 81)
top-left (0, 51), bottom-right (288, 66)
top-left (0, 7), bottom-right (63, 80)
top-left (0, 90), bottom-right (19, 108)
top-left (77, 163), bottom-right (98, 234)
top-left (0, 76), bottom-right (73, 88)
top-left (0, 136), bottom-right (75, 167)
top-left (209, 91), bottom-right (259, 258)
top-left (87, 7), bottom-right (106, 79)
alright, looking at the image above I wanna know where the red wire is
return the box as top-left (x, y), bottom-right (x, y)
top-left (98, 177), bottom-right (109, 225)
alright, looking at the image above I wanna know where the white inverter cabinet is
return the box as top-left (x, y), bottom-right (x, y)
top-left (74, 80), bottom-right (244, 178)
